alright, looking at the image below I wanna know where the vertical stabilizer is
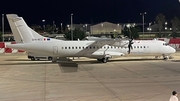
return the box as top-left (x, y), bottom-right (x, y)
top-left (6, 14), bottom-right (44, 43)
top-left (6, 14), bottom-right (23, 43)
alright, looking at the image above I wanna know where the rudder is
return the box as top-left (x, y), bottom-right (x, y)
top-left (6, 14), bottom-right (44, 43)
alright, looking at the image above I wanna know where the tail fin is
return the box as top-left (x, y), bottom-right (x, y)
top-left (6, 14), bottom-right (23, 43)
top-left (6, 14), bottom-right (44, 43)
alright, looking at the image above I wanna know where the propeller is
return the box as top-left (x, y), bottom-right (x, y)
top-left (128, 37), bottom-right (133, 54)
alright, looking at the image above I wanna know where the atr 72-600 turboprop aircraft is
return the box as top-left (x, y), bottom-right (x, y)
top-left (6, 14), bottom-right (176, 63)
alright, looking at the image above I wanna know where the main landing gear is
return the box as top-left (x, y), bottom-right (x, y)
top-left (97, 57), bottom-right (109, 63)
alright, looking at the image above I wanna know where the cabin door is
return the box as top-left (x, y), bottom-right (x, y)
top-left (53, 46), bottom-right (58, 55)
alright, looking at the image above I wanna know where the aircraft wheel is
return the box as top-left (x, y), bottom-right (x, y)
top-left (102, 58), bottom-right (108, 63)
top-left (163, 56), bottom-right (169, 60)
top-left (169, 56), bottom-right (173, 59)
top-left (155, 56), bottom-right (159, 59)
top-left (31, 57), bottom-right (35, 61)
top-left (97, 59), bottom-right (102, 62)
top-left (48, 57), bottom-right (52, 61)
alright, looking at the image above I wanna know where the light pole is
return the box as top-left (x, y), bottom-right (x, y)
top-left (2, 14), bottom-right (4, 42)
top-left (52, 21), bottom-right (56, 34)
top-left (117, 24), bottom-right (120, 36)
top-left (60, 23), bottom-right (63, 33)
top-left (165, 22), bottom-right (168, 37)
top-left (101, 23), bottom-right (103, 34)
top-left (140, 12), bottom-right (147, 39)
top-left (71, 13), bottom-right (73, 40)
top-left (85, 24), bottom-right (88, 36)
top-left (42, 19), bottom-right (45, 32)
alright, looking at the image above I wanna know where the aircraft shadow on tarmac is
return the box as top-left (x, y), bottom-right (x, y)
top-left (74, 58), bottom-right (164, 64)
top-left (2, 59), bottom-right (80, 73)
top-left (58, 63), bottom-right (78, 73)
top-left (0, 58), bottom-right (168, 73)
top-left (1, 58), bottom-right (165, 65)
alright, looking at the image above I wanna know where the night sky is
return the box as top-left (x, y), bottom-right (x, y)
top-left (0, 0), bottom-right (180, 26)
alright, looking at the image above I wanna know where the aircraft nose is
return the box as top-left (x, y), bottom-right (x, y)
top-left (171, 47), bottom-right (176, 53)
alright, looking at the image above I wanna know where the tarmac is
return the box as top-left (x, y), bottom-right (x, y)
top-left (0, 52), bottom-right (180, 101)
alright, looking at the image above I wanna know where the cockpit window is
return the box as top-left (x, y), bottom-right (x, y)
top-left (163, 43), bottom-right (169, 46)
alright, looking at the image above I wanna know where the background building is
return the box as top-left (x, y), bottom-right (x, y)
top-left (90, 22), bottom-right (122, 35)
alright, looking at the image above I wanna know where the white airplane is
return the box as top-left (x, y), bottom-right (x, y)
top-left (6, 14), bottom-right (176, 63)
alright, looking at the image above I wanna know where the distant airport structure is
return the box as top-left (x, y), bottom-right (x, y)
top-left (90, 22), bottom-right (122, 34)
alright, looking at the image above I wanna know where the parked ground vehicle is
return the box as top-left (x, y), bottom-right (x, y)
top-left (27, 52), bottom-right (52, 61)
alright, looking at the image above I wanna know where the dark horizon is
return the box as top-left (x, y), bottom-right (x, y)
top-left (0, 0), bottom-right (180, 27)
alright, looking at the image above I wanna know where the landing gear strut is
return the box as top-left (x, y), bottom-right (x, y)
top-left (51, 57), bottom-right (57, 63)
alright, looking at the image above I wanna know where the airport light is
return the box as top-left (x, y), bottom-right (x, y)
top-left (140, 12), bottom-right (147, 38)
top-left (126, 24), bottom-right (131, 28)
top-left (147, 28), bottom-right (152, 31)
top-left (165, 27), bottom-right (167, 30)
top-left (71, 13), bottom-right (73, 41)
top-left (2, 14), bottom-right (4, 42)
top-left (165, 22), bottom-right (168, 25)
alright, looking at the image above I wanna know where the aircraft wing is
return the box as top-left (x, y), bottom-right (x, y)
top-left (86, 38), bottom-right (122, 46)
top-left (87, 38), bottom-right (131, 49)
top-left (85, 36), bottom-right (131, 47)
